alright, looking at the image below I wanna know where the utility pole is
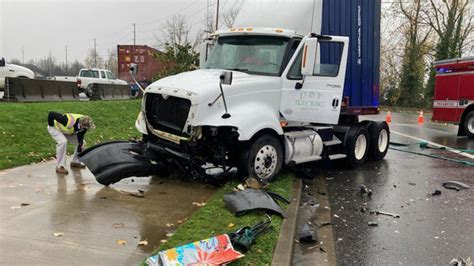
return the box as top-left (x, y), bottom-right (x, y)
top-left (93, 38), bottom-right (97, 67)
top-left (65, 45), bottom-right (68, 73)
top-left (215, 0), bottom-right (220, 31)
top-left (133, 23), bottom-right (136, 47)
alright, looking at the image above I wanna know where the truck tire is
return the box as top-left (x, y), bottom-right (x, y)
top-left (367, 121), bottom-right (390, 160)
top-left (344, 125), bottom-right (369, 168)
top-left (241, 134), bottom-right (283, 183)
top-left (463, 111), bottom-right (474, 139)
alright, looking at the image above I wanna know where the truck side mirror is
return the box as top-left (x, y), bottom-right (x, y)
top-left (0, 57), bottom-right (5, 67)
top-left (220, 71), bottom-right (232, 85)
top-left (301, 38), bottom-right (318, 76)
top-left (129, 63), bottom-right (138, 77)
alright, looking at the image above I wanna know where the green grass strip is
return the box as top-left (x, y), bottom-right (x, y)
top-left (0, 100), bottom-right (142, 170)
top-left (143, 173), bottom-right (294, 265)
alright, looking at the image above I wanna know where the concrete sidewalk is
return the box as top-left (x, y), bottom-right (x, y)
top-left (0, 159), bottom-right (215, 265)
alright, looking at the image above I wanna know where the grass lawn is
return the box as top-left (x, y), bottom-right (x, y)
top-left (144, 173), bottom-right (294, 265)
top-left (0, 100), bottom-right (142, 170)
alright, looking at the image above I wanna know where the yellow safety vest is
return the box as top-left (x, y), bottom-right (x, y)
top-left (54, 113), bottom-right (83, 135)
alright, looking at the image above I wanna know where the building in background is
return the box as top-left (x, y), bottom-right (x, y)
top-left (117, 45), bottom-right (162, 89)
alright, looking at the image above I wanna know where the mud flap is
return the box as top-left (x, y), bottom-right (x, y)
top-left (78, 141), bottom-right (166, 186)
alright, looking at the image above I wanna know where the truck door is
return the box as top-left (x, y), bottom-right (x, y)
top-left (280, 36), bottom-right (349, 124)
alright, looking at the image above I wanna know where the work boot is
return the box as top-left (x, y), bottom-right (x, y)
top-left (70, 162), bottom-right (86, 169)
top-left (56, 166), bottom-right (68, 175)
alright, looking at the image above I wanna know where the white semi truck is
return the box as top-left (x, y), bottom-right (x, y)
top-left (79, 0), bottom-right (388, 185)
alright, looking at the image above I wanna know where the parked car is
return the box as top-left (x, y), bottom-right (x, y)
top-left (0, 57), bottom-right (35, 90)
top-left (76, 68), bottom-right (128, 96)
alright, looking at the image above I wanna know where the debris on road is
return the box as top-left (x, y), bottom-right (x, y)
top-left (360, 185), bottom-right (373, 197)
top-left (223, 188), bottom-right (288, 218)
top-left (442, 181), bottom-right (470, 191)
top-left (116, 239), bottom-right (126, 245)
top-left (431, 190), bottom-right (442, 196)
top-left (370, 210), bottom-right (400, 218)
top-left (166, 232), bottom-right (174, 238)
top-left (138, 239), bottom-right (148, 246)
top-left (408, 182), bottom-right (416, 186)
top-left (192, 202), bottom-right (206, 207)
top-left (368, 221), bottom-right (378, 227)
top-left (113, 223), bottom-right (125, 228)
top-left (318, 222), bottom-right (332, 227)
top-left (298, 224), bottom-right (317, 243)
top-left (53, 232), bottom-right (63, 237)
top-left (119, 189), bottom-right (144, 198)
top-left (449, 256), bottom-right (472, 266)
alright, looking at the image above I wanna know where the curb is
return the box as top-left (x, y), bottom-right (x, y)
top-left (271, 178), bottom-right (302, 266)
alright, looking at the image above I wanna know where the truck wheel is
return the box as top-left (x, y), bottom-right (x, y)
top-left (463, 111), bottom-right (474, 139)
top-left (344, 125), bottom-right (369, 168)
top-left (367, 121), bottom-right (390, 160)
top-left (242, 134), bottom-right (283, 182)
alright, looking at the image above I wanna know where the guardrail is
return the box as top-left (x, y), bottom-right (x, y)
top-left (3, 77), bottom-right (80, 102)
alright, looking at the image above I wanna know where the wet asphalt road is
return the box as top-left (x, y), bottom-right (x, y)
top-left (294, 112), bottom-right (473, 265)
top-left (0, 159), bottom-right (215, 265)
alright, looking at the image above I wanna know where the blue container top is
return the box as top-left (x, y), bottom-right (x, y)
top-left (321, 0), bottom-right (381, 108)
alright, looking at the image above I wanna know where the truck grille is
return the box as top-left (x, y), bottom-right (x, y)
top-left (145, 93), bottom-right (191, 136)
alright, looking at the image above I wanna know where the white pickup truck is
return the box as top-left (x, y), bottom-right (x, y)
top-left (76, 68), bottom-right (128, 96)
top-left (0, 57), bottom-right (35, 90)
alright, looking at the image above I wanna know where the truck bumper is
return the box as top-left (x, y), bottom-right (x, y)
top-left (78, 141), bottom-right (170, 186)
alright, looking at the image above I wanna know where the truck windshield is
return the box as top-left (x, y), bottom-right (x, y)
top-left (204, 35), bottom-right (290, 76)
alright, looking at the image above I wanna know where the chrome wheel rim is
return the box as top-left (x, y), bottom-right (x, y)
top-left (254, 145), bottom-right (278, 180)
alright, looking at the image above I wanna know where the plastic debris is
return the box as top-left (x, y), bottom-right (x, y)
top-left (298, 224), bottom-right (317, 243)
top-left (119, 189), bottom-right (144, 198)
top-left (53, 232), bottom-right (63, 237)
top-left (368, 221), bottom-right (378, 227)
top-left (113, 223), bottom-right (125, 228)
top-left (223, 189), bottom-right (288, 218)
top-left (138, 239), bottom-right (148, 246)
top-left (116, 240), bottom-right (126, 245)
top-left (360, 185), bottom-right (373, 197)
top-left (442, 181), bottom-right (470, 191)
top-left (370, 210), bottom-right (400, 218)
top-left (166, 233), bottom-right (174, 237)
top-left (148, 234), bottom-right (243, 266)
top-left (192, 202), bottom-right (206, 207)
top-left (449, 257), bottom-right (472, 266)
top-left (228, 223), bottom-right (235, 228)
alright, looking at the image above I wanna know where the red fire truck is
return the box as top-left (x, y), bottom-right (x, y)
top-left (432, 57), bottom-right (474, 138)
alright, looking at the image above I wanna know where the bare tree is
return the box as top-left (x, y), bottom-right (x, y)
top-left (158, 14), bottom-right (192, 48)
top-left (104, 49), bottom-right (118, 75)
top-left (84, 49), bottom-right (104, 68)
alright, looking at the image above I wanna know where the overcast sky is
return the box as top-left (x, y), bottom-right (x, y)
top-left (1, 0), bottom-right (213, 63)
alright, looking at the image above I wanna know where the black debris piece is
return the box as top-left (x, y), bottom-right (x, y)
top-left (223, 188), bottom-right (288, 218)
top-left (360, 185), bottom-right (373, 197)
top-left (298, 224), bottom-right (317, 243)
top-left (442, 181), bottom-right (470, 191)
top-left (408, 182), bottom-right (416, 186)
top-left (370, 210), bottom-right (400, 218)
top-left (431, 190), bottom-right (442, 196)
top-left (368, 221), bottom-right (378, 227)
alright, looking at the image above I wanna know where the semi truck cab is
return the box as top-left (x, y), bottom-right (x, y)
top-left (79, 28), bottom-right (389, 185)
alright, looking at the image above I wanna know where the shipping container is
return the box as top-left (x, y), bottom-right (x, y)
top-left (117, 45), bottom-right (163, 86)
top-left (321, 0), bottom-right (381, 114)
